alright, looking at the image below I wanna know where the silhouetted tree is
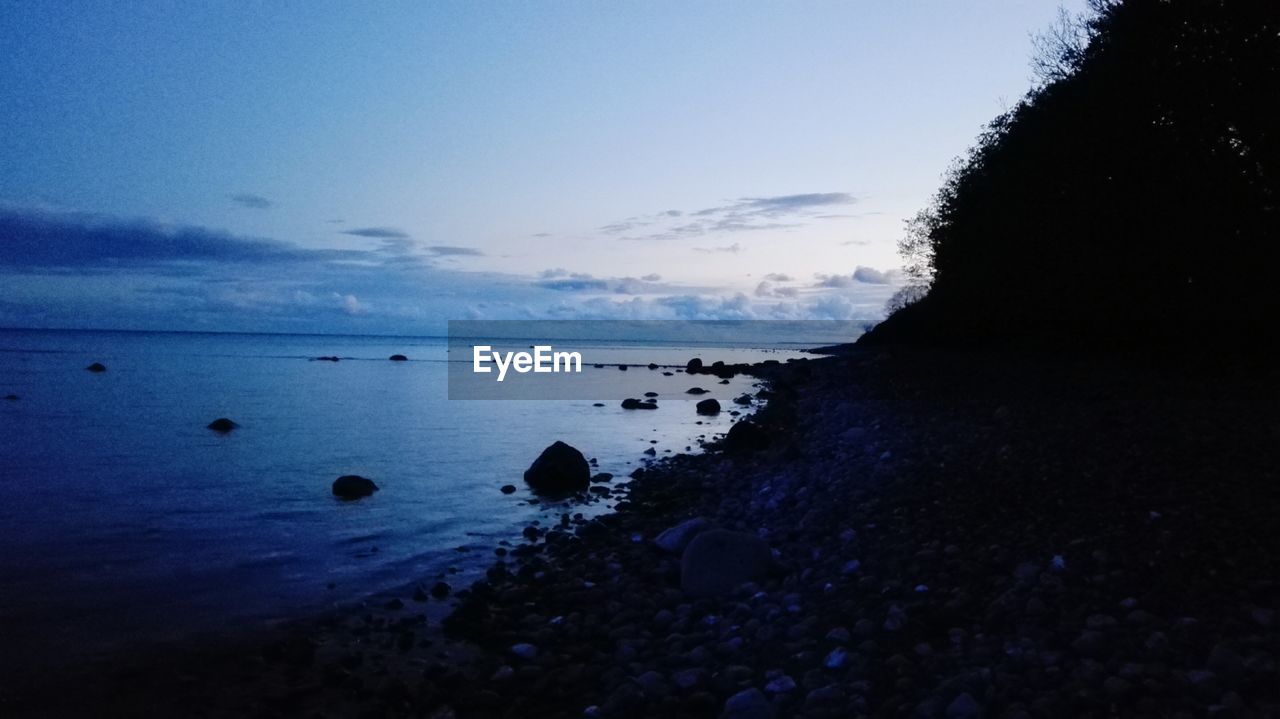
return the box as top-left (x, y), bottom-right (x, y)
top-left (864, 0), bottom-right (1280, 350)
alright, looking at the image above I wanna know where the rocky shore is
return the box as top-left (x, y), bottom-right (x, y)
top-left (8, 347), bottom-right (1280, 718)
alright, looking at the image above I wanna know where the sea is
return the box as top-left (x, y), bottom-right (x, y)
top-left (0, 328), bottom-right (816, 671)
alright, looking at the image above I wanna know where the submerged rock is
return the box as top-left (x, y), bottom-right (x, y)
top-left (523, 441), bottom-right (590, 494)
top-left (686, 387), bottom-right (709, 395)
top-left (4, 394), bottom-right (18, 401)
top-left (207, 417), bottom-right (239, 432)
top-left (696, 398), bottom-right (722, 415)
top-left (681, 529), bottom-right (773, 597)
top-left (500, 484), bottom-right (517, 494)
top-left (86, 362), bottom-right (107, 373)
top-left (332, 475), bottom-right (379, 499)
top-left (314, 356), bottom-right (340, 362)
top-left (389, 354), bottom-right (408, 361)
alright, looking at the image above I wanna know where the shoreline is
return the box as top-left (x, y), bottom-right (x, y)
top-left (7, 347), bottom-right (1280, 717)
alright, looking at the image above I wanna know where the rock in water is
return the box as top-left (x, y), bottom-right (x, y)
top-left (686, 358), bottom-right (703, 373)
top-left (388, 354), bottom-right (408, 361)
top-left (682, 529), bottom-right (773, 597)
top-left (207, 417), bottom-right (238, 432)
top-left (4, 394), bottom-right (18, 401)
top-left (696, 398), bottom-right (721, 415)
top-left (654, 517), bottom-right (711, 554)
top-left (86, 362), bottom-right (107, 373)
top-left (523, 441), bottom-right (590, 494)
top-left (332, 475), bottom-right (379, 499)
top-left (686, 387), bottom-right (709, 395)
top-left (621, 398), bottom-right (658, 410)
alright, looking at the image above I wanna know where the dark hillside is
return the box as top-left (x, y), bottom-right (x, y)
top-left (862, 0), bottom-right (1280, 350)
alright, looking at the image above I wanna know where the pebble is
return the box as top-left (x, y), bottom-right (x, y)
top-left (720, 687), bottom-right (775, 719)
top-left (510, 643), bottom-right (538, 660)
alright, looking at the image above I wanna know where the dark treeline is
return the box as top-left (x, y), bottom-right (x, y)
top-left (862, 0), bottom-right (1279, 351)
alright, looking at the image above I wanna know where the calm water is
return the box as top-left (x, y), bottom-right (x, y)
top-left (0, 329), bottom-right (806, 669)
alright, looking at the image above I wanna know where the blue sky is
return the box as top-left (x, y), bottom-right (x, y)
top-left (1, 1), bottom-right (1082, 334)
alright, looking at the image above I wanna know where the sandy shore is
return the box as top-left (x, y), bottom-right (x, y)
top-left (6, 347), bottom-right (1280, 718)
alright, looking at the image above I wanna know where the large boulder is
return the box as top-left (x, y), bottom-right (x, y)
top-left (332, 475), bottom-right (379, 499)
top-left (654, 517), bottom-right (711, 554)
top-left (523, 441), bottom-right (590, 494)
top-left (723, 420), bottom-right (771, 454)
top-left (686, 358), bottom-right (703, 373)
top-left (681, 529), bottom-right (774, 597)
top-left (696, 398), bottom-right (721, 415)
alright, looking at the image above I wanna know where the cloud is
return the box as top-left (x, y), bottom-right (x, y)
top-left (814, 273), bottom-right (856, 288)
top-left (853, 265), bottom-right (894, 284)
top-left (336, 293), bottom-right (367, 315)
top-left (0, 208), bottom-right (368, 271)
top-left (754, 281), bottom-right (798, 298)
top-left (341, 227), bottom-right (410, 239)
top-left (600, 191), bottom-right (857, 242)
top-left (764, 272), bottom-right (793, 282)
top-left (533, 270), bottom-right (682, 296)
top-left (722, 193), bottom-right (856, 218)
top-left (229, 193), bottom-right (273, 209)
top-left (693, 242), bottom-right (742, 254)
top-left (0, 207), bottom-right (900, 335)
top-left (425, 245), bottom-right (484, 257)
top-left (537, 278), bottom-right (611, 292)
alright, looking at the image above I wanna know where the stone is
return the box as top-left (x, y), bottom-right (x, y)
top-left (686, 358), bottom-right (704, 373)
top-left (946, 692), bottom-right (983, 718)
top-left (681, 529), bottom-right (774, 597)
top-left (500, 484), bottom-right (517, 494)
top-left (388, 354), bottom-right (408, 361)
top-left (696, 399), bottom-right (722, 415)
top-left (510, 643), bottom-right (538, 660)
top-left (621, 398), bottom-right (658, 410)
top-left (654, 517), bottom-right (712, 554)
top-left (523, 441), bottom-right (590, 494)
top-left (332, 475), bottom-right (379, 499)
top-left (720, 688), bottom-right (774, 719)
top-left (723, 420), bottom-right (770, 454)
top-left (86, 362), bottom-right (107, 372)
top-left (686, 387), bottom-right (710, 395)
top-left (207, 417), bottom-right (238, 432)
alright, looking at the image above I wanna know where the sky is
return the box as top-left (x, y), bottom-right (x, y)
top-left (0, 1), bottom-right (1084, 335)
